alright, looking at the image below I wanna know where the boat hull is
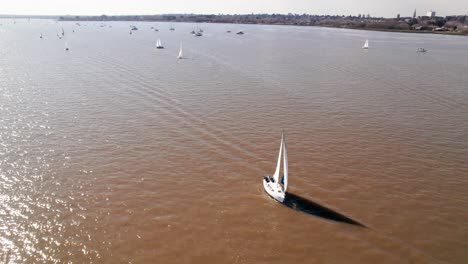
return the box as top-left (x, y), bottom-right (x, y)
top-left (263, 177), bottom-right (285, 203)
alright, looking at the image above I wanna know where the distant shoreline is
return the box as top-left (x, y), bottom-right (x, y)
top-left (317, 25), bottom-right (468, 36)
top-left (2, 14), bottom-right (467, 36)
top-left (60, 14), bottom-right (468, 36)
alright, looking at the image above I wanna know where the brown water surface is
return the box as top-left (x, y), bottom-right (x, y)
top-left (1, 19), bottom-right (467, 263)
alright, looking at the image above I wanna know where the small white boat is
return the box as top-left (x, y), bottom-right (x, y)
top-left (65, 42), bottom-right (69, 51)
top-left (362, 39), bottom-right (369, 49)
top-left (40, 33), bottom-right (43, 39)
top-left (263, 131), bottom-right (288, 203)
top-left (177, 43), bottom-right (183, 59)
top-left (156, 39), bottom-right (164, 49)
top-left (417, 48), bottom-right (427, 52)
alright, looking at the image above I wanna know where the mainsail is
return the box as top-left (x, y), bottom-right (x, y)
top-left (178, 44), bottom-right (183, 59)
top-left (282, 132), bottom-right (288, 192)
top-left (363, 39), bottom-right (369, 49)
top-left (272, 132), bottom-right (283, 184)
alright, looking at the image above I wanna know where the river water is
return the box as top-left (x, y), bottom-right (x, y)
top-left (1, 19), bottom-right (467, 263)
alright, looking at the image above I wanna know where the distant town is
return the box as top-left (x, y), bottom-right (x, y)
top-left (2, 11), bottom-right (467, 35)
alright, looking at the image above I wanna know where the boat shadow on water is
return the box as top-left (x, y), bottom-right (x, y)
top-left (282, 193), bottom-right (366, 227)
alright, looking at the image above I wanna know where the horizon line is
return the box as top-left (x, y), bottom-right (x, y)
top-left (2, 12), bottom-right (464, 19)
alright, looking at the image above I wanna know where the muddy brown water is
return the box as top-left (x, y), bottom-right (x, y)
top-left (1, 19), bottom-right (467, 263)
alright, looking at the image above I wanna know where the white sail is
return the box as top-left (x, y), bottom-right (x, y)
top-left (178, 44), bottom-right (183, 59)
top-left (282, 132), bottom-right (288, 192)
top-left (363, 39), bottom-right (369, 49)
top-left (273, 132), bottom-right (283, 184)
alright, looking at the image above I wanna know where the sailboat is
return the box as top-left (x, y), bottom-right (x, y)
top-left (177, 44), bottom-right (183, 59)
top-left (362, 39), bottom-right (369, 49)
top-left (156, 39), bottom-right (164, 49)
top-left (65, 42), bottom-right (69, 51)
top-left (61, 27), bottom-right (65, 37)
top-left (263, 131), bottom-right (288, 203)
top-left (40, 33), bottom-right (43, 39)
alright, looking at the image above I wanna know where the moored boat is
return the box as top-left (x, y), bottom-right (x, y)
top-left (156, 39), bottom-right (164, 49)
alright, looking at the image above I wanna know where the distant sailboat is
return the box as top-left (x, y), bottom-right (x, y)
top-left (263, 131), bottom-right (288, 203)
top-left (61, 27), bottom-right (65, 36)
top-left (40, 33), bottom-right (43, 39)
top-left (156, 39), bottom-right (164, 49)
top-left (65, 42), bottom-right (69, 51)
top-left (177, 44), bottom-right (183, 59)
top-left (362, 39), bottom-right (369, 49)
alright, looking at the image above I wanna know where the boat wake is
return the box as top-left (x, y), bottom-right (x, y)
top-left (283, 193), bottom-right (365, 227)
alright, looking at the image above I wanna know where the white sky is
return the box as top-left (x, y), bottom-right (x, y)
top-left (0, 0), bottom-right (466, 18)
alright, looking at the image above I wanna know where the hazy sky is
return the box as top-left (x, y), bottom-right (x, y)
top-left (1, 0), bottom-right (466, 17)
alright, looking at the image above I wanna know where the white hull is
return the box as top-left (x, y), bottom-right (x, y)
top-left (263, 177), bottom-right (285, 203)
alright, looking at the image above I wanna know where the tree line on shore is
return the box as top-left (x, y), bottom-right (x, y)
top-left (56, 13), bottom-right (468, 34)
